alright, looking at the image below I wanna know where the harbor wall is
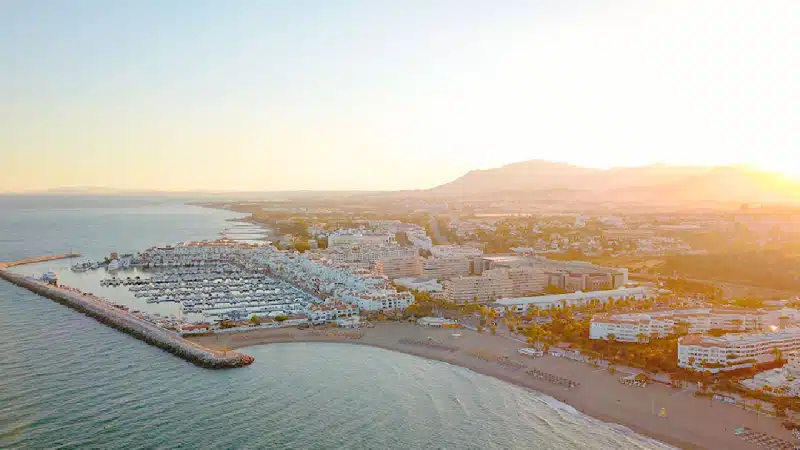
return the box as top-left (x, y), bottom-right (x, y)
top-left (3, 253), bottom-right (81, 268)
top-left (0, 269), bottom-right (254, 369)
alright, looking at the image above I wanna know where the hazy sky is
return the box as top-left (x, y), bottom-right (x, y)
top-left (2, 0), bottom-right (798, 192)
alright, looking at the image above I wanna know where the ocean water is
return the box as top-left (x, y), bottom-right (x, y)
top-left (0, 197), bottom-right (672, 449)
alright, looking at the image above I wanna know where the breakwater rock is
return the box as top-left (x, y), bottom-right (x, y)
top-left (0, 269), bottom-right (254, 369)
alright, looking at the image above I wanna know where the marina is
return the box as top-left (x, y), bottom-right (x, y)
top-left (0, 262), bottom-right (254, 368)
top-left (92, 243), bottom-right (319, 323)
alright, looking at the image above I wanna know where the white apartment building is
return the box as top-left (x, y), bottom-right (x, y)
top-left (375, 255), bottom-right (422, 279)
top-left (496, 287), bottom-right (650, 312)
top-left (328, 231), bottom-right (393, 249)
top-left (590, 313), bottom-right (673, 342)
top-left (590, 308), bottom-right (764, 342)
top-left (308, 302), bottom-right (359, 324)
top-left (443, 271), bottom-right (512, 305)
top-left (324, 246), bottom-right (416, 267)
top-left (667, 308), bottom-right (763, 333)
top-left (421, 257), bottom-right (473, 280)
top-left (678, 328), bottom-right (800, 372)
top-left (430, 245), bottom-right (483, 258)
top-left (500, 266), bottom-right (548, 297)
top-left (340, 290), bottom-right (415, 311)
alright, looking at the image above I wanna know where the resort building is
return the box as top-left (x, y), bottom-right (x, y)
top-left (590, 308), bottom-right (765, 342)
top-left (421, 257), bottom-right (473, 280)
top-left (473, 255), bottom-right (628, 292)
top-left (590, 313), bottom-right (672, 342)
top-left (443, 271), bottom-right (512, 305)
top-left (495, 287), bottom-right (650, 312)
top-left (678, 328), bottom-right (800, 372)
top-left (375, 255), bottom-right (422, 279)
top-left (336, 316), bottom-right (361, 328)
top-left (340, 290), bottom-right (414, 311)
top-left (499, 266), bottom-right (548, 297)
top-left (324, 246), bottom-right (417, 268)
top-left (740, 352), bottom-right (800, 396)
top-left (327, 231), bottom-right (393, 249)
top-left (307, 302), bottom-right (359, 324)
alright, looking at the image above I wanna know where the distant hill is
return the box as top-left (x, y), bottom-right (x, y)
top-left (429, 160), bottom-right (800, 204)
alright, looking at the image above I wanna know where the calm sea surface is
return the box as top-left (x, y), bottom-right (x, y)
top-left (0, 196), bottom-right (672, 449)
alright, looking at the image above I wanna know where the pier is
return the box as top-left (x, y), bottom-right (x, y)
top-left (0, 253), bottom-right (81, 269)
top-left (0, 259), bottom-right (254, 369)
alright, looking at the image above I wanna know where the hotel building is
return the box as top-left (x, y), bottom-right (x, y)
top-left (590, 308), bottom-right (764, 342)
top-left (678, 328), bottom-right (800, 372)
top-left (443, 271), bottom-right (512, 305)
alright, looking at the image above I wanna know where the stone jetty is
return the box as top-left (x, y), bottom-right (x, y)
top-left (3, 253), bottom-right (81, 268)
top-left (0, 266), bottom-right (254, 369)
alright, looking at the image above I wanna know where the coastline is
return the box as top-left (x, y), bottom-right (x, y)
top-left (189, 323), bottom-right (793, 450)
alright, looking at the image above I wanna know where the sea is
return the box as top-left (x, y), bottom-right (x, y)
top-left (0, 196), bottom-right (673, 449)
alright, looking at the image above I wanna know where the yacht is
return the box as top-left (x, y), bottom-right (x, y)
top-left (71, 261), bottom-right (93, 272)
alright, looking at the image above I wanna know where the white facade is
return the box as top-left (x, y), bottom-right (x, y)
top-left (375, 255), bottom-right (422, 279)
top-left (499, 266), bottom-right (548, 297)
top-left (308, 302), bottom-right (359, 324)
top-left (590, 314), bottom-right (672, 342)
top-left (328, 231), bottom-right (393, 249)
top-left (421, 257), bottom-right (473, 280)
top-left (340, 290), bottom-right (415, 311)
top-left (678, 328), bottom-right (800, 372)
top-left (443, 271), bottom-right (513, 305)
top-left (590, 308), bottom-right (765, 342)
top-left (496, 287), bottom-right (650, 312)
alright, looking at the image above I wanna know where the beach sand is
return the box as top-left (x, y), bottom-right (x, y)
top-left (188, 323), bottom-right (795, 450)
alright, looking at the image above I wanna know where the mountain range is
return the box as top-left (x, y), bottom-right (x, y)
top-left (429, 160), bottom-right (800, 205)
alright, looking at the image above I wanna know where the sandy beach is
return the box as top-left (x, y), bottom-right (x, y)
top-left (188, 323), bottom-right (798, 450)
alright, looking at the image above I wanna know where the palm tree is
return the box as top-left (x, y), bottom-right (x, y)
top-left (772, 347), bottom-right (783, 362)
top-left (636, 333), bottom-right (647, 344)
top-left (607, 333), bottom-right (617, 343)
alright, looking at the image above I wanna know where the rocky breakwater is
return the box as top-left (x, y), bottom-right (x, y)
top-left (0, 268), bottom-right (254, 369)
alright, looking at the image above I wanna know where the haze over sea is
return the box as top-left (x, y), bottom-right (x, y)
top-left (0, 197), bottom-right (672, 449)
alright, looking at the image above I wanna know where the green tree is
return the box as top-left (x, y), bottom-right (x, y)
top-left (250, 315), bottom-right (261, 326)
top-left (275, 315), bottom-right (289, 322)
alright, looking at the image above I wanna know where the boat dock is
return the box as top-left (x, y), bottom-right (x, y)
top-left (0, 260), bottom-right (254, 369)
top-left (0, 253), bottom-right (81, 269)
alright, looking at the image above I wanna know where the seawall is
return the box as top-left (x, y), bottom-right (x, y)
top-left (3, 253), bottom-right (81, 268)
top-left (0, 269), bottom-right (254, 369)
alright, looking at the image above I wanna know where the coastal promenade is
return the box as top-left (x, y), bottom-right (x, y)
top-left (0, 259), bottom-right (254, 369)
top-left (189, 323), bottom-right (795, 450)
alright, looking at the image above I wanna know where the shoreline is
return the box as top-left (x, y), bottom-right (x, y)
top-left (189, 323), bottom-right (795, 450)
